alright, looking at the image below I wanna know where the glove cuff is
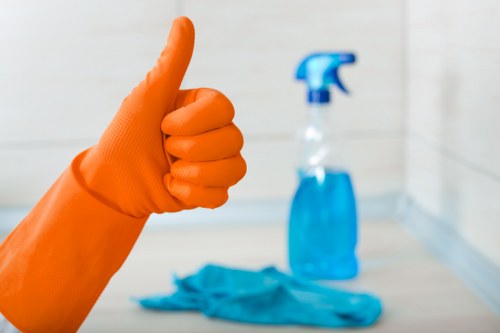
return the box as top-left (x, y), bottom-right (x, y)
top-left (0, 150), bottom-right (148, 333)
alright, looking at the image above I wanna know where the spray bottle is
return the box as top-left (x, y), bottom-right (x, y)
top-left (289, 52), bottom-right (357, 280)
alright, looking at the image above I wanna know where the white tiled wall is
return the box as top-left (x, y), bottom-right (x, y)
top-left (0, 0), bottom-right (179, 205)
top-left (405, 0), bottom-right (500, 266)
top-left (0, 0), bottom-right (405, 206)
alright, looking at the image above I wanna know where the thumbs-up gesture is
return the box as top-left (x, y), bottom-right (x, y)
top-left (79, 17), bottom-right (246, 217)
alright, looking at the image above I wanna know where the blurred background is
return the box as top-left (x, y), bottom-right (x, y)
top-left (0, 0), bottom-right (499, 329)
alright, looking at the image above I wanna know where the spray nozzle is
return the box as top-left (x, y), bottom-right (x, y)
top-left (296, 52), bottom-right (356, 104)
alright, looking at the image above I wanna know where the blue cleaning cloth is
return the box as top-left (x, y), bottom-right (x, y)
top-left (134, 264), bottom-right (382, 328)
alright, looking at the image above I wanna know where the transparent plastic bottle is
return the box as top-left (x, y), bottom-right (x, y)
top-left (289, 53), bottom-right (358, 280)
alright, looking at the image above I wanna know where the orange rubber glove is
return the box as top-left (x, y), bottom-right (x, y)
top-left (0, 16), bottom-right (245, 333)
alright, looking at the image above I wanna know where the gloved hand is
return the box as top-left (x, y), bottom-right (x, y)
top-left (80, 16), bottom-right (246, 217)
top-left (0, 16), bottom-right (246, 333)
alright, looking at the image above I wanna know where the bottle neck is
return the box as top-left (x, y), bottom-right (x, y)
top-left (305, 104), bottom-right (332, 136)
top-left (305, 103), bottom-right (334, 134)
top-left (308, 102), bottom-right (331, 115)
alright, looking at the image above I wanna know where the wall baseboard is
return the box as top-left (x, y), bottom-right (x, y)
top-left (398, 196), bottom-right (500, 316)
top-left (146, 193), bottom-right (401, 227)
top-left (0, 193), bottom-right (400, 231)
top-left (0, 207), bottom-right (28, 232)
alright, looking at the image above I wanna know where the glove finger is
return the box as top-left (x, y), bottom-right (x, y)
top-left (171, 154), bottom-right (246, 187)
top-left (163, 174), bottom-right (228, 208)
top-left (165, 123), bottom-right (243, 161)
top-left (161, 88), bottom-right (234, 136)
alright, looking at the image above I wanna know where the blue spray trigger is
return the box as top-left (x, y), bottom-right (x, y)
top-left (296, 52), bottom-right (356, 103)
top-left (331, 68), bottom-right (348, 94)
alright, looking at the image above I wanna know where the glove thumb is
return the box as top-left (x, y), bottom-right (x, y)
top-left (130, 16), bottom-right (195, 117)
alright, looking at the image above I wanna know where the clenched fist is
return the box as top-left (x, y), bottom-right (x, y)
top-left (80, 17), bottom-right (246, 217)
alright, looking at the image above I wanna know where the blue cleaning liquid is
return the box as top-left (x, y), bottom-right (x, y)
top-left (289, 169), bottom-right (358, 280)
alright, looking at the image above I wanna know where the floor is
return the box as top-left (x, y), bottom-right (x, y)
top-left (72, 220), bottom-right (499, 332)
